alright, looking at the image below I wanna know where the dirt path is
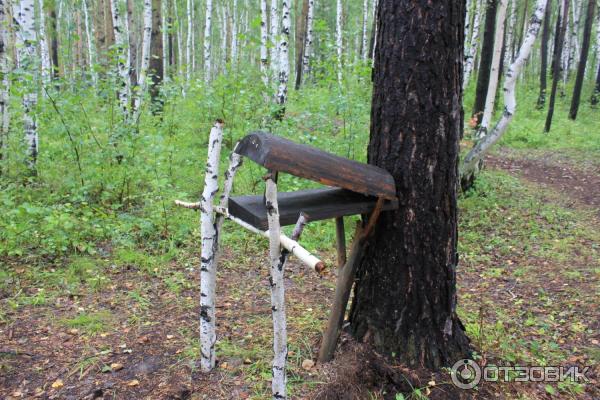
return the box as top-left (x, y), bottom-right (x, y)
top-left (485, 149), bottom-right (600, 217)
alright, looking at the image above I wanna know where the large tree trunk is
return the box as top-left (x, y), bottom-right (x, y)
top-left (544, 0), bottom-right (570, 133)
top-left (348, 0), bottom-right (470, 370)
top-left (473, 0), bottom-right (499, 124)
top-left (568, 0), bottom-right (596, 119)
top-left (537, 0), bottom-right (551, 108)
top-left (13, 0), bottom-right (39, 173)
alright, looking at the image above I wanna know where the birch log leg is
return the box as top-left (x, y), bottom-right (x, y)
top-left (265, 173), bottom-right (287, 400)
top-left (199, 120), bottom-right (224, 372)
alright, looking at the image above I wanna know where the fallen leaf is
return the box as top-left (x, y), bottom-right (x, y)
top-left (110, 363), bottom-right (124, 371)
top-left (127, 379), bottom-right (139, 387)
top-left (51, 379), bottom-right (64, 389)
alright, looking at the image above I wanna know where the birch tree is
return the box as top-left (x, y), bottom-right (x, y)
top-left (537, 0), bottom-right (552, 107)
top-left (161, 0), bottom-right (168, 78)
top-left (463, 0), bottom-right (549, 188)
top-left (13, 0), bottom-right (39, 172)
top-left (335, 0), bottom-right (343, 84)
top-left (37, 0), bottom-right (51, 82)
top-left (505, 0), bottom-right (517, 66)
top-left (0, 0), bottom-right (9, 173)
top-left (361, 0), bottom-right (368, 60)
top-left (133, 0), bottom-right (152, 117)
top-left (204, 0), bottom-right (212, 82)
top-left (275, 0), bottom-right (290, 107)
top-left (473, 0), bottom-right (499, 123)
top-left (82, 0), bottom-right (96, 83)
top-left (301, 0), bottom-right (314, 80)
top-left (260, 0), bottom-right (269, 84)
top-left (464, 0), bottom-right (483, 89)
top-left (270, 0), bottom-right (280, 75)
top-left (231, 0), bottom-right (238, 66)
top-left (476, 0), bottom-right (508, 139)
top-left (110, 0), bottom-right (131, 117)
top-left (186, 0), bottom-right (192, 82)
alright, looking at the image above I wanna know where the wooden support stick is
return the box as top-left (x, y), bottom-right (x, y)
top-left (318, 198), bottom-right (385, 363)
top-left (265, 173), bottom-right (288, 400)
top-left (335, 217), bottom-right (346, 269)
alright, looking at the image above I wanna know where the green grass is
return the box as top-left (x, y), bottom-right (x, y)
top-left (62, 310), bottom-right (114, 334)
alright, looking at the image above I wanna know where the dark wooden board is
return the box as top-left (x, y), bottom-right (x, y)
top-left (228, 187), bottom-right (399, 230)
top-left (235, 132), bottom-right (397, 200)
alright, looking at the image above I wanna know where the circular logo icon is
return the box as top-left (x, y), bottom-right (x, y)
top-left (451, 359), bottom-right (482, 389)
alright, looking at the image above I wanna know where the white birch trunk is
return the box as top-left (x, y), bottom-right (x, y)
top-left (82, 0), bottom-right (97, 83)
top-left (203, 0), bottom-right (212, 82)
top-left (219, 3), bottom-right (227, 70)
top-left (464, 0), bottom-right (483, 90)
top-left (199, 120), bottom-right (224, 372)
top-left (265, 176), bottom-right (288, 400)
top-left (14, 0), bottom-right (39, 171)
top-left (231, 0), bottom-right (238, 66)
top-left (110, 0), bottom-right (131, 117)
top-left (462, 0), bottom-right (548, 182)
top-left (275, 0), bottom-right (290, 105)
top-left (561, 4), bottom-right (571, 77)
top-left (371, 0), bottom-right (378, 60)
top-left (477, 0), bottom-right (508, 139)
top-left (191, 0), bottom-right (195, 71)
top-left (270, 0), bottom-right (280, 74)
top-left (596, 4), bottom-right (600, 71)
top-left (0, 0), bottom-right (9, 171)
top-left (335, 0), bottom-right (343, 84)
top-left (186, 0), bottom-right (192, 82)
top-left (505, 0), bottom-right (517, 68)
top-left (260, 0), bottom-right (269, 85)
top-left (174, 0), bottom-right (183, 74)
top-left (301, 0), bottom-right (314, 79)
top-left (133, 0), bottom-right (152, 116)
top-left (569, 0), bottom-right (581, 71)
top-left (361, 0), bottom-right (368, 61)
top-left (37, 0), bottom-right (51, 82)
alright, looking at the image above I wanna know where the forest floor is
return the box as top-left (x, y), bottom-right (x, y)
top-left (1, 149), bottom-right (599, 400)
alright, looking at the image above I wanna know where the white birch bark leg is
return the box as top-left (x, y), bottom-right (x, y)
top-left (110, 0), bottom-right (131, 117)
top-left (464, 0), bottom-right (482, 90)
top-left (301, 0), bottom-right (314, 80)
top-left (199, 120), bottom-right (224, 372)
top-left (82, 0), bottom-right (97, 84)
top-left (13, 0), bottom-right (39, 172)
top-left (361, 0), bottom-right (368, 61)
top-left (461, 0), bottom-right (548, 183)
top-left (133, 0), bottom-right (152, 117)
top-left (270, 0), bottom-right (280, 75)
top-left (203, 0), bottom-right (212, 83)
top-left (335, 0), bottom-right (343, 84)
top-left (476, 0), bottom-right (508, 140)
top-left (186, 0), bottom-right (192, 83)
top-left (275, 0), bottom-right (290, 106)
top-left (260, 0), bottom-right (269, 85)
top-left (37, 0), bottom-right (51, 83)
top-left (265, 175), bottom-right (287, 400)
top-left (0, 0), bottom-right (9, 173)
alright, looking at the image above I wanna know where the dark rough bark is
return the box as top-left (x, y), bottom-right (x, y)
top-left (348, 0), bottom-right (471, 370)
top-left (545, 0), bottom-right (569, 133)
top-left (537, 0), bottom-right (552, 108)
top-left (48, 7), bottom-right (59, 79)
top-left (473, 0), bottom-right (499, 124)
top-left (294, 0), bottom-right (309, 90)
top-left (149, 0), bottom-right (164, 109)
top-left (569, 0), bottom-right (596, 119)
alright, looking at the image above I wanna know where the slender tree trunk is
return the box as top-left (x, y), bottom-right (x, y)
top-left (82, 0), bottom-right (97, 83)
top-left (161, 0), bottom-right (168, 78)
top-left (568, 0), bottom-right (582, 72)
top-left (133, 0), bottom-right (152, 117)
top-left (294, 0), bottom-right (308, 90)
top-left (48, 4), bottom-right (59, 79)
top-left (110, 0), bottom-right (131, 117)
top-left (37, 0), bottom-right (51, 82)
top-left (361, 0), bottom-right (368, 60)
top-left (186, 0), bottom-right (192, 82)
top-left (260, 0), bottom-right (269, 85)
top-left (270, 0), bottom-right (280, 75)
top-left (335, 0), bottom-right (343, 84)
top-left (592, 63), bottom-right (600, 105)
top-left (126, 0), bottom-right (136, 88)
top-left (174, 0), bottom-right (182, 74)
top-left (462, 0), bottom-right (548, 189)
top-left (505, 0), bottom-right (517, 67)
top-left (0, 0), bottom-right (9, 174)
top-left (231, 0), bottom-right (238, 67)
top-left (464, 0), bottom-right (483, 90)
top-left (537, 0), bottom-right (551, 108)
top-left (561, 1), bottom-right (571, 83)
top-left (348, 0), bottom-right (470, 370)
top-left (544, 0), bottom-right (570, 132)
top-left (13, 0), bottom-right (39, 173)
top-left (204, 0), bottom-right (212, 82)
top-left (301, 0), bottom-right (314, 82)
top-left (477, 0), bottom-right (508, 139)
top-left (275, 0), bottom-right (290, 108)
top-left (149, 0), bottom-right (163, 106)
top-left (569, 0), bottom-right (596, 119)
top-left (473, 0), bottom-right (499, 123)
